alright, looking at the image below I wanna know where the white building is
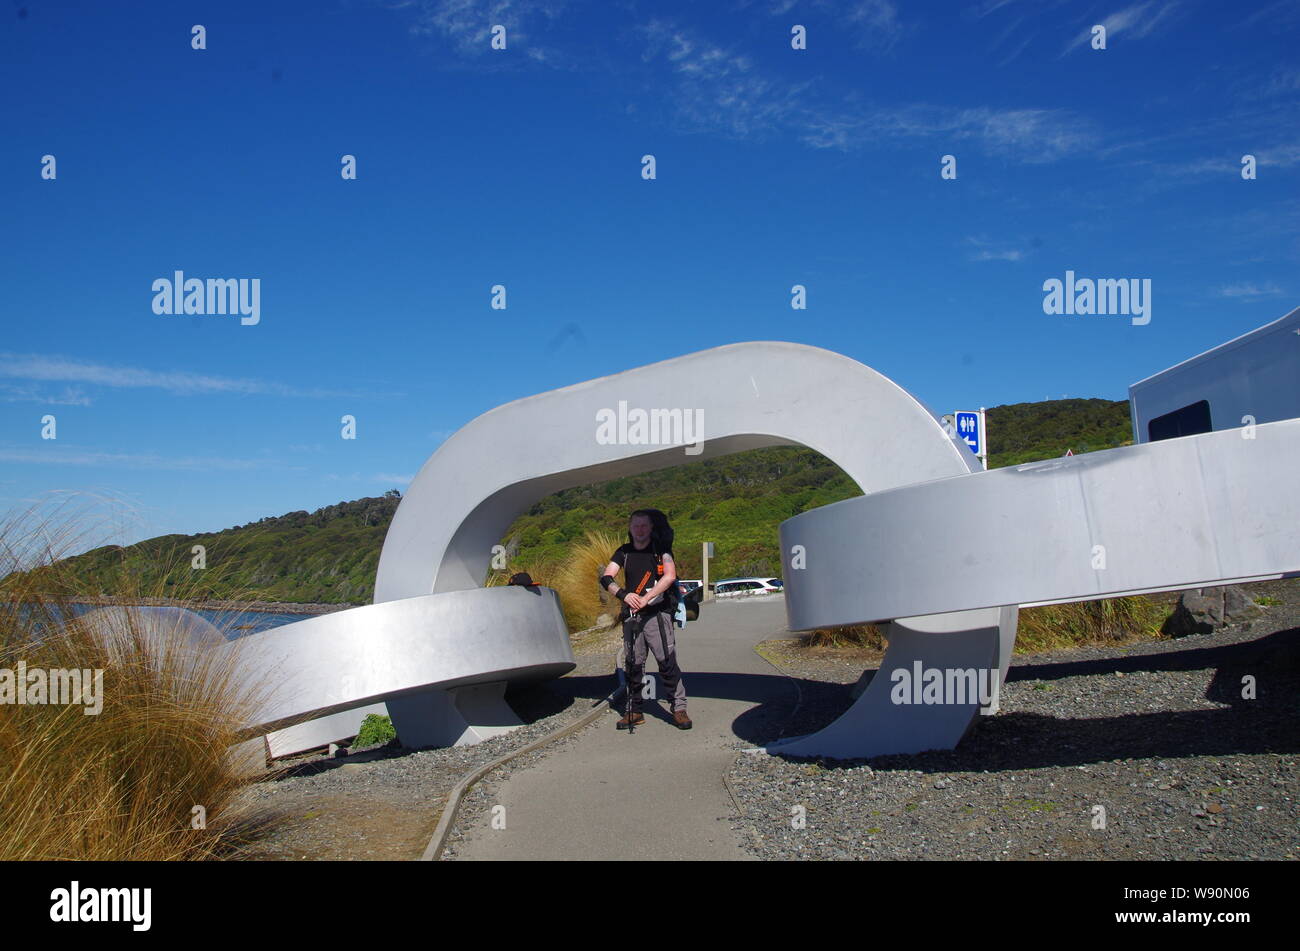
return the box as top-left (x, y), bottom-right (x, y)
top-left (1129, 305), bottom-right (1300, 443)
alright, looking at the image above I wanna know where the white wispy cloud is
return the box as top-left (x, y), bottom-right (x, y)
top-left (406, 0), bottom-right (571, 62)
top-left (972, 0), bottom-right (1050, 18)
top-left (322, 472), bottom-right (414, 484)
top-left (965, 236), bottom-right (1027, 262)
top-left (968, 0), bottom-right (1024, 17)
top-left (1258, 142), bottom-right (1300, 167)
top-left (1238, 0), bottom-right (1300, 31)
top-left (800, 103), bottom-right (1092, 162)
top-left (638, 18), bottom-right (812, 139)
top-left (0, 383), bottom-right (92, 406)
top-left (738, 0), bottom-right (907, 49)
top-left (1064, 1), bottom-right (1180, 54)
top-left (1263, 67), bottom-right (1300, 96)
top-left (0, 447), bottom-right (280, 471)
top-left (400, 3), bottom-right (1093, 164)
top-left (994, 29), bottom-right (1035, 67)
top-left (1145, 140), bottom-right (1300, 182)
top-left (638, 14), bottom-right (1090, 160)
top-left (1217, 282), bottom-right (1284, 299)
top-left (957, 106), bottom-right (1089, 159)
top-left (842, 0), bottom-right (907, 51)
top-left (0, 353), bottom-right (355, 398)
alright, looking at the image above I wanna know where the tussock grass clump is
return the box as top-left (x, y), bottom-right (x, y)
top-left (799, 624), bottom-right (886, 651)
top-left (0, 496), bottom-right (274, 860)
top-left (1015, 596), bottom-right (1168, 653)
top-left (487, 529), bottom-right (625, 634)
top-left (792, 596), bottom-right (1168, 656)
top-left (553, 530), bottom-right (626, 632)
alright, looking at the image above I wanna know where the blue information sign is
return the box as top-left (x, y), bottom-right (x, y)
top-left (955, 411), bottom-right (981, 455)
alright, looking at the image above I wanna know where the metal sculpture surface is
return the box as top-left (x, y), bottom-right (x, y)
top-left (146, 341), bottom-right (1295, 760)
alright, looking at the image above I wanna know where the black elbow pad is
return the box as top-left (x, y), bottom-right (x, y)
top-left (599, 573), bottom-right (616, 590)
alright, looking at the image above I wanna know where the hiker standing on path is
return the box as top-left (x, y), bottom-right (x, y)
top-left (599, 509), bottom-right (692, 731)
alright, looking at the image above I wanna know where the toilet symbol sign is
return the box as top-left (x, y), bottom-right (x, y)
top-left (955, 411), bottom-right (981, 455)
top-left (951, 408), bottom-right (987, 471)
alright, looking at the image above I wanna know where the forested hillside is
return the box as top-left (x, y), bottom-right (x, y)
top-left (986, 398), bottom-right (1131, 467)
top-left (9, 398), bottom-right (1131, 604)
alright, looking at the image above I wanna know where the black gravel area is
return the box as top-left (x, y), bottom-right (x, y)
top-left (728, 580), bottom-right (1300, 860)
top-left (229, 648), bottom-right (622, 860)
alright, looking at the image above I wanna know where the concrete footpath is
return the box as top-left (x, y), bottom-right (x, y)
top-left (452, 596), bottom-right (802, 861)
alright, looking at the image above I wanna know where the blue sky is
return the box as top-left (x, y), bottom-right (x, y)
top-left (2, 0), bottom-right (1297, 552)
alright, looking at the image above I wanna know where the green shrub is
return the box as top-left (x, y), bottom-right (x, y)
top-left (352, 714), bottom-right (396, 749)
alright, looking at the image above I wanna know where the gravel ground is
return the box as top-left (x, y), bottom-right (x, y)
top-left (728, 579), bottom-right (1300, 860)
top-left (226, 582), bottom-right (1300, 862)
top-left (228, 644), bottom-right (621, 860)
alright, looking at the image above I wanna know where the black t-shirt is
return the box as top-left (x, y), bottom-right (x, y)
top-left (611, 542), bottom-right (674, 615)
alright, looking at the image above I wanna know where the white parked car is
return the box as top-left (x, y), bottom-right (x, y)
top-left (712, 577), bottom-right (783, 597)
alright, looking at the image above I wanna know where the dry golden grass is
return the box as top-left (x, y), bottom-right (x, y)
top-left (554, 530), bottom-right (627, 632)
top-left (487, 528), bottom-right (626, 634)
top-left (799, 623), bottom-right (887, 650)
top-left (794, 596), bottom-right (1168, 656)
top-left (1015, 596), bottom-right (1168, 653)
top-left (0, 495), bottom-right (276, 860)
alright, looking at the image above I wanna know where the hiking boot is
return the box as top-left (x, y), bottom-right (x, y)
top-left (616, 711), bottom-right (645, 730)
top-left (672, 709), bottom-right (693, 730)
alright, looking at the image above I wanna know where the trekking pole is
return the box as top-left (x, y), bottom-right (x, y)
top-left (624, 631), bottom-right (635, 734)
top-left (624, 569), bottom-right (653, 735)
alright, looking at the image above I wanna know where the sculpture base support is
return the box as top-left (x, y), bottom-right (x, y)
top-left (768, 605), bottom-right (1018, 760)
top-left (265, 703), bottom-right (388, 760)
top-left (264, 681), bottom-right (527, 758)
top-left (387, 681), bottom-right (523, 749)
top-left (227, 736), bottom-right (270, 775)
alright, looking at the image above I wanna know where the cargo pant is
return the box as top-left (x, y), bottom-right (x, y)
top-left (623, 608), bottom-right (687, 713)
